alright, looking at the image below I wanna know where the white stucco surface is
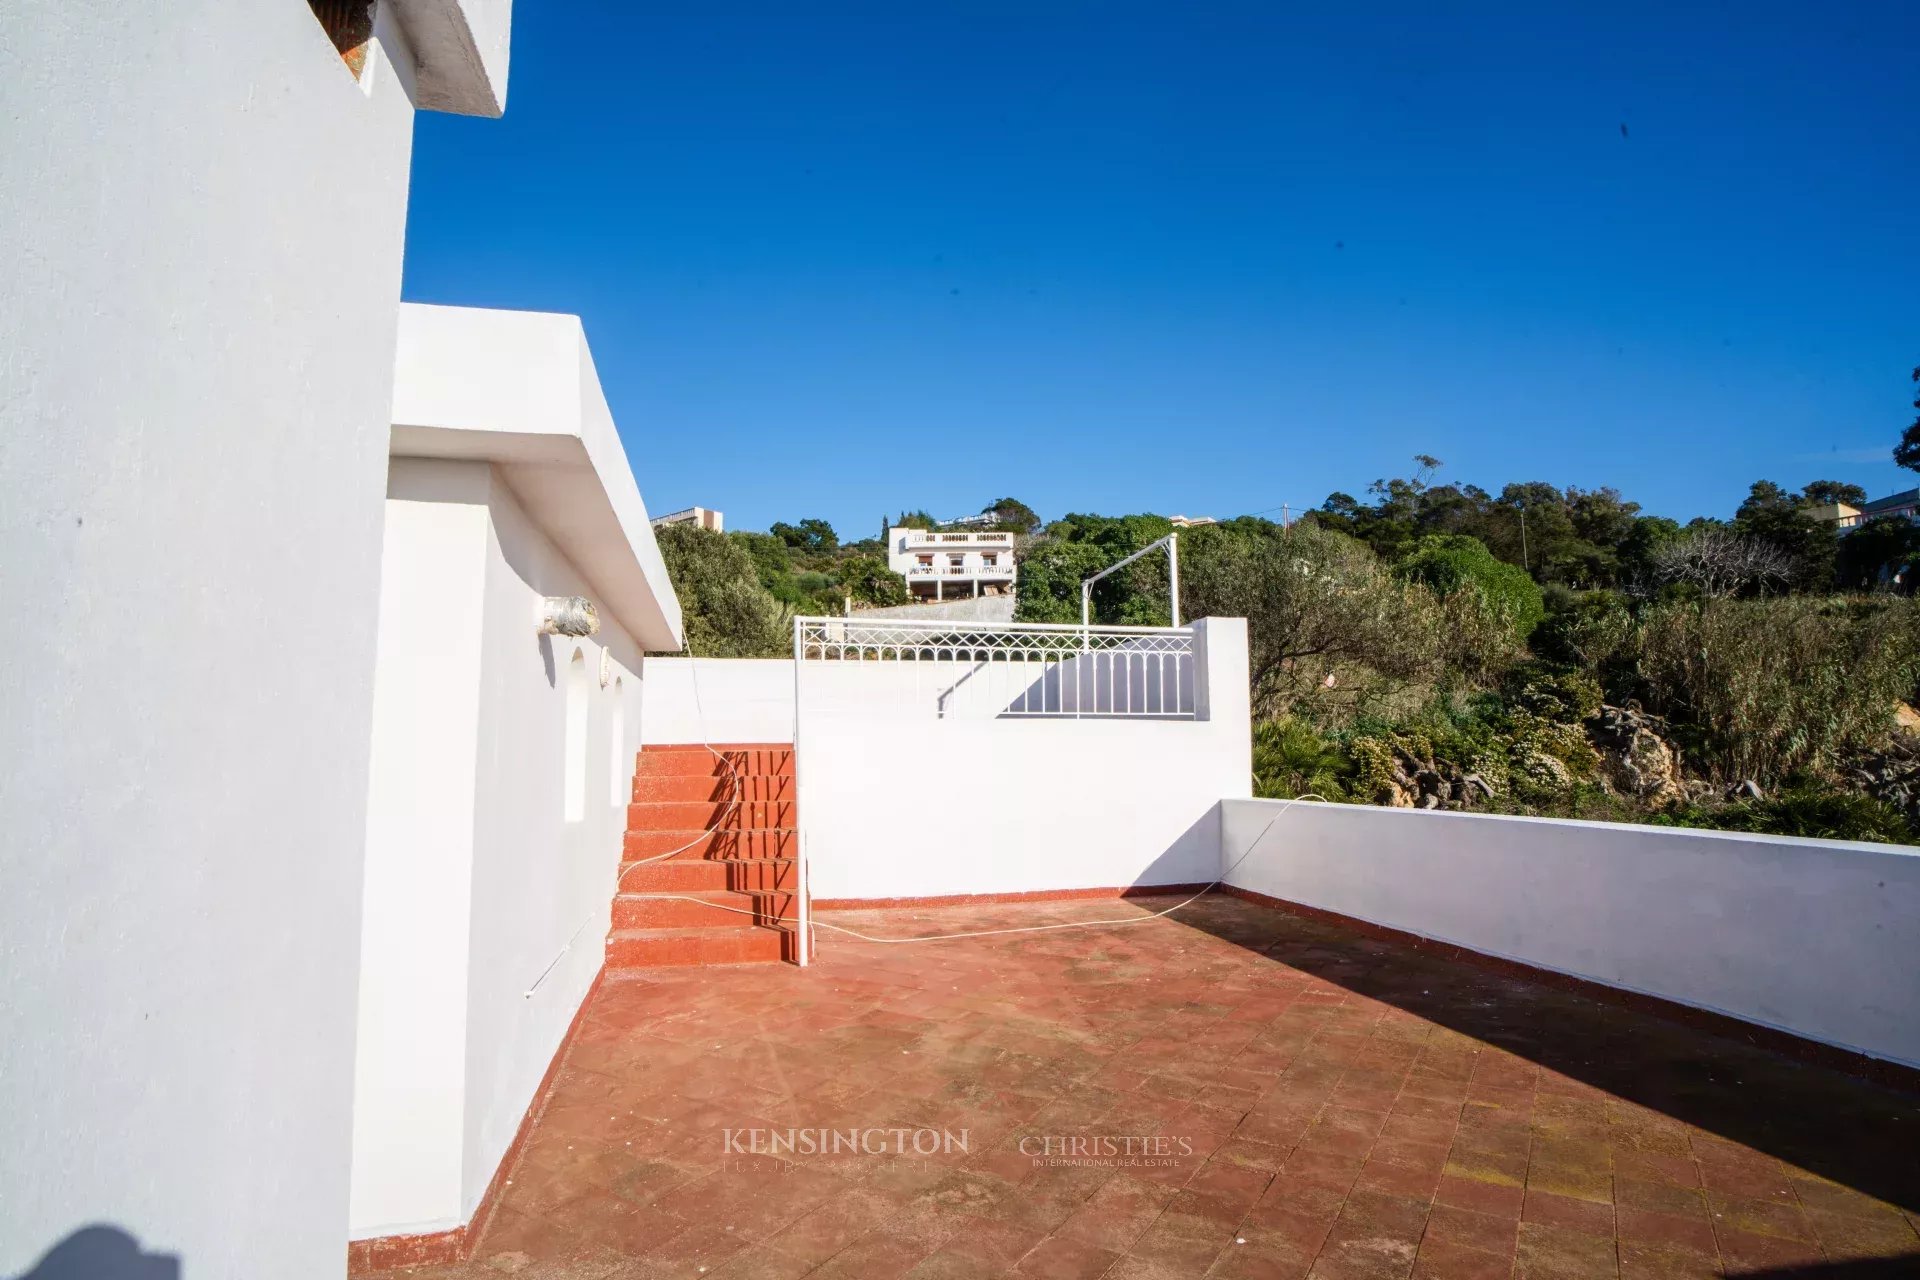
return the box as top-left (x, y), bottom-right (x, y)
top-left (0, 6), bottom-right (431, 1276)
top-left (392, 0), bottom-right (513, 116)
top-left (642, 658), bottom-right (798, 745)
top-left (352, 305), bottom-right (670, 1240)
top-left (799, 619), bottom-right (1252, 901)
top-left (1220, 799), bottom-right (1920, 1070)
top-left (391, 303), bottom-right (683, 652)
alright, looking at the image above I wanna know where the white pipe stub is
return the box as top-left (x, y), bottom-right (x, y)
top-left (536, 595), bottom-right (601, 637)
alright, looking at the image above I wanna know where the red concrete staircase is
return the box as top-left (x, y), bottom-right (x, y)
top-left (606, 744), bottom-right (799, 967)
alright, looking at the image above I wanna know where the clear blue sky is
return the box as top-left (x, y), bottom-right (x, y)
top-left (401, 1), bottom-right (1920, 538)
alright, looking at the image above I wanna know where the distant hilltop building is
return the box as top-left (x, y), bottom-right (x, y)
top-left (653, 506), bottom-right (724, 533)
top-left (887, 526), bottom-right (1016, 600)
top-left (1809, 490), bottom-right (1916, 532)
top-left (935, 512), bottom-right (1000, 530)
top-left (1168, 514), bottom-right (1217, 528)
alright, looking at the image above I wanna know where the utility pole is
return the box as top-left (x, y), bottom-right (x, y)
top-left (1519, 501), bottom-right (1529, 572)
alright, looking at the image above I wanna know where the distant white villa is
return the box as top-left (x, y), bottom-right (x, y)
top-left (886, 526), bottom-right (1017, 599)
top-left (653, 505), bottom-right (724, 532)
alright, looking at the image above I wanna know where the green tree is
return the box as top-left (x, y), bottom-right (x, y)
top-left (1802, 480), bottom-right (1867, 507)
top-left (982, 497), bottom-right (1042, 534)
top-left (1733, 480), bottom-right (1836, 591)
top-left (1895, 366), bottom-right (1920, 473)
top-left (1179, 521), bottom-right (1500, 717)
top-left (653, 524), bottom-right (789, 657)
top-left (769, 518), bottom-right (838, 556)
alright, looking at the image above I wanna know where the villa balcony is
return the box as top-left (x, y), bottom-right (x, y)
top-left (903, 530), bottom-right (1017, 548)
top-left (905, 563), bottom-right (1016, 580)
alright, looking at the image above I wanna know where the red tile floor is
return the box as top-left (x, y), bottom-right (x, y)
top-left (370, 895), bottom-right (1920, 1279)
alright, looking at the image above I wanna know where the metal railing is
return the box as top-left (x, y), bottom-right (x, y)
top-left (903, 530), bottom-right (1016, 546)
top-left (905, 564), bottom-right (1016, 578)
top-left (794, 617), bottom-right (1197, 719)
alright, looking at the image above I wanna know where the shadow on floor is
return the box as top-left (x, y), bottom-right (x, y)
top-left (1162, 893), bottom-right (1920, 1217)
top-left (1737, 1260), bottom-right (1920, 1278)
top-left (9, 1227), bottom-right (179, 1280)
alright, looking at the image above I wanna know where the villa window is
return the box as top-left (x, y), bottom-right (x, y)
top-left (917, 555), bottom-right (933, 566)
top-left (308, 0), bottom-right (374, 77)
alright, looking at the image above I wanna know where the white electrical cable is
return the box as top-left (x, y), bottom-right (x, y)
top-left (629, 795), bottom-right (1326, 945)
top-left (614, 637), bottom-right (749, 889)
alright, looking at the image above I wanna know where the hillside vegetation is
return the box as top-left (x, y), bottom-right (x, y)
top-left (1014, 463), bottom-right (1920, 844)
top-left (655, 463), bottom-right (1920, 844)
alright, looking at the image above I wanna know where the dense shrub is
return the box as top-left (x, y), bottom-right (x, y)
top-left (838, 554), bottom-right (911, 607)
top-left (1398, 534), bottom-right (1546, 639)
top-left (1653, 787), bottom-right (1915, 845)
top-left (1252, 719), bottom-right (1352, 800)
top-left (1532, 588), bottom-right (1635, 684)
top-left (1638, 597), bottom-right (1920, 784)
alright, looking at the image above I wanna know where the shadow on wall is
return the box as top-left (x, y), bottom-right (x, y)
top-left (999, 649), bottom-right (1192, 719)
top-left (885, 653), bottom-right (1192, 719)
top-left (10, 1227), bottom-right (179, 1280)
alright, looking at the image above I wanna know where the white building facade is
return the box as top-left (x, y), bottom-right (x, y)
top-left (886, 527), bottom-right (1018, 599)
top-left (0, 5), bottom-right (515, 1277)
top-left (351, 304), bottom-right (681, 1246)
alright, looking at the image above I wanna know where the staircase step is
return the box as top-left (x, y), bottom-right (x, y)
top-left (636, 746), bottom-right (793, 778)
top-left (632, 773), bottom-right (794, 803)
top-left (618, 859), bottom-right (797, 893)
top-left (627, 799), bottom-right (794, 831)
top-left (613, 890), bottom-right (796, 929)
top-left (622, 829), bottom-right (796, 860)
top-left (607, 925), bottom-right (791, 968)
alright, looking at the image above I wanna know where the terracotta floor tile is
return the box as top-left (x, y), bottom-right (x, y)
top-left (1423, 1203), bottom-right (1520, 1257)
top-left (1512, 1221), bottom-right (1617, 1279)
top-left (1410, 1238), bottom-right (1512, 1280)
top-left (357, 898), bottom-right (1920, 1280)
top-left (1522, 1189), bottom-right (1614, 1239)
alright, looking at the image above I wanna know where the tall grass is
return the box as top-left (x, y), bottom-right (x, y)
top-left (1637, 597), bottom-right (1920, 785)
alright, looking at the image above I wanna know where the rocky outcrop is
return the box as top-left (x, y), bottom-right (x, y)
top-left (1586, 702), bottom-right (1685, 804)
top-left (1843, 730), bottom-right (1920, 824)
top-left (1374, 746), bottom-right (1493, 811)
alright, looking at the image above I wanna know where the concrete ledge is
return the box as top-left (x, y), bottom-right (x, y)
top-left (391, 303), bottom-right (683, 651)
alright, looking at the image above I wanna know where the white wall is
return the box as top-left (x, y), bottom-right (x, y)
top-left (462, 468), bottom-right (640, 1220)
top-left (352, 463), bottom-right (490, 1235)
top-left (642, 658), bottom-right (796, 745)
top-left (351, 461), bottom-right (643, 1239)
top-left (1221, 799), bottom-right (1920, 1071)
top-left (0, 7), bottom-right (424, 1276)
top-left (799, 618), bottom-right (1251, 901)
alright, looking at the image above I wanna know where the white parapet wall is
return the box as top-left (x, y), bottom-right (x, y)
top-left (1220, 799), bottom-right (1920, 1071)
top-left (351, 307), bottom-right (682, 1242)
top-left (798, 618), bottom-right (1252, 902)
top-left (642, 658), bottom-right (797, 745)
